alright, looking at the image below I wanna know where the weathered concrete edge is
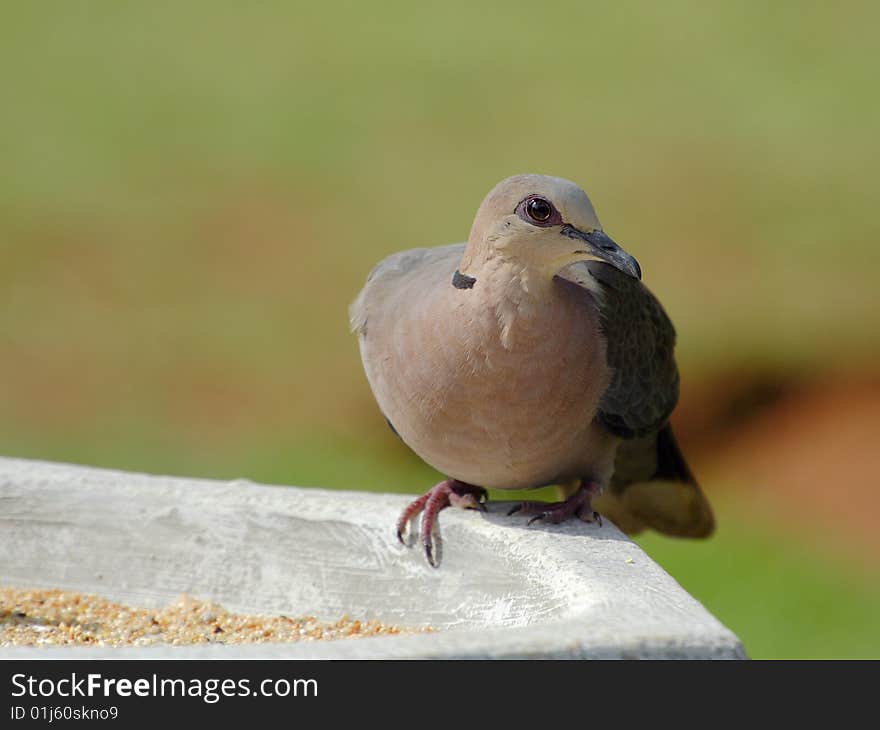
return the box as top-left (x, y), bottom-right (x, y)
top-left (0, 456), bottom-right (747, 659)
top-left (0, 626), bottom-right (748, 661)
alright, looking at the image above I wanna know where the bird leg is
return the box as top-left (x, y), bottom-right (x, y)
top-left (507, 480), bottom-right (603, 527)
top-left (396, 479), bottom-right (489, 568)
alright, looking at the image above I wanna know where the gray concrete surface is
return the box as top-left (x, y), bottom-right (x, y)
top-left (0, 456), bottom-right (746, 658)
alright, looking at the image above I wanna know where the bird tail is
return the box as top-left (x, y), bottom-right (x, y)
top-left (593, 424), bottom-right (715, 538)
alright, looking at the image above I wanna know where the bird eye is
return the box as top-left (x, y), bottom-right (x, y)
top-left (515, 195), bottom-right (561, 227)
top-left (526, 197), bottom-right (553, 222)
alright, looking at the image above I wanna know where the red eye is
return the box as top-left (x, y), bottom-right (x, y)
top-left (527, 197), bottom-right (553, 222)
top-left (516, 195), bottom-right (560, 226)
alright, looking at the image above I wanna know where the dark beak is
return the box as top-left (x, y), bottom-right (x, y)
top-left (560, 225), bottom-right (642, 280)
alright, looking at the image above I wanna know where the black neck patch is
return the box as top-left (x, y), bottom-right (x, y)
top-left (452, 269), bottom-right (476, 289)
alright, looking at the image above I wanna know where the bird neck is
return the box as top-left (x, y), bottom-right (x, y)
top-left (458, 254), bottom-right (559, 350)
top-left (460, 237), bottom-right (556, 296)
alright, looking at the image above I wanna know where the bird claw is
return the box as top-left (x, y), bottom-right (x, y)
top-left (508, 481), bottom-right (603, 527)
top-left (397, 516), bottom-right (419, 548)
top-left (395, 480), bottom-right (489, 567)
top-left (423, 522), bottom-right (442, 568)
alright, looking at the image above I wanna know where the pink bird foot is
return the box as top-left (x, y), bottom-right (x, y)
top-left (396, 479), bottom-right (489, 568)
top-left (507, 480), bottom-right (603, 526)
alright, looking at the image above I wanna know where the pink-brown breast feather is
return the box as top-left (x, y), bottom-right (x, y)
top-left (357, 248), bottom-right (616, 490)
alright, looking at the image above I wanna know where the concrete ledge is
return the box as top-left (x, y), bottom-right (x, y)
top-left (0, 457), bottom-right (746, 659)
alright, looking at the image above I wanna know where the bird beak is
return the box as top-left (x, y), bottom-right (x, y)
top-left (560, 225), bottom-right (642, 280)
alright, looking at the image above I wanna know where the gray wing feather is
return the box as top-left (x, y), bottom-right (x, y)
top-left (565, 262), bottom-right (713, 537)
top-left (349, 243), bottom-right (465, 336)
top-left (583, 261), bottom-right (680, 439)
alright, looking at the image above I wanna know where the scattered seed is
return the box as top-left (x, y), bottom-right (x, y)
top-left (0, 587), bottom-right (428, 647)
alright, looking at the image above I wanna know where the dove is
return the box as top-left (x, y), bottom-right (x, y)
top-left (350, 174), bottom-right (713, 567)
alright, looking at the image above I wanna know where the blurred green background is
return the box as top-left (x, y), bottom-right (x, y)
top-left (2, 2), bottom-right (878, 658)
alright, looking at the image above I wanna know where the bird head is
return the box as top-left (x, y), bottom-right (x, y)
top-left (460, 174), bottom-right (641, 281)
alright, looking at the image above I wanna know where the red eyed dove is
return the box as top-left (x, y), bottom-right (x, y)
top-left (350, 174), bottom-right (714, 567)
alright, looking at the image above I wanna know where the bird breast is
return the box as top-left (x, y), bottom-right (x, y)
top-left (361, 267), bottom-right (612, 490)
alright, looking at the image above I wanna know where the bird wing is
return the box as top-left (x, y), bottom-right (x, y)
top-left (561, 260), bottom-right (713, 538)
top-left (349, 243), bottom-right (465, 338)
top-left (567, 261), bottom-right (680, 439)
top-left (350, 243), bottom-right (464, 440)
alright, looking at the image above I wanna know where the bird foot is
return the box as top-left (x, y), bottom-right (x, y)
top-left (396, 479), bottom-right (489, 568)
top-left (507, 481), bottom-right (603, 526)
